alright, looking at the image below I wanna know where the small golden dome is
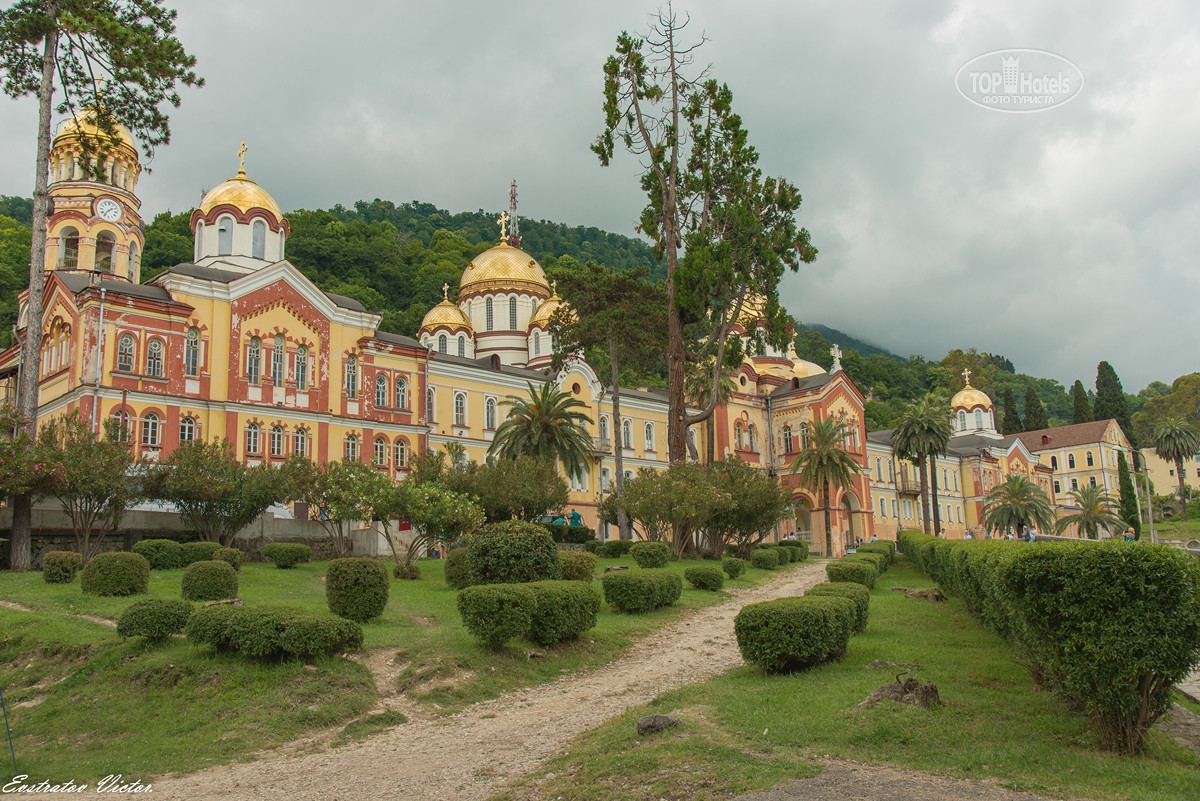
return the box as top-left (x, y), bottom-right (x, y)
top-left (792, 358), bottom-right (825, 378)
top-left (737, 292), bottom-right (769, 327)
top-left (198, 171), bottom-right (283, 219)
top-left (460, 243), bottom-right (550, 297)
top-left (952, 372), bottom-right (993, 410)
top-left (55, 110), bottom-right (138, 154)
top-left (419, 298), bottom-right (473, 336)
top-left (528, 291), bottom-right (572, 330)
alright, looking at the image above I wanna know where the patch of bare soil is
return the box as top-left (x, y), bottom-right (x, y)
top-left (0, 600), bottom-right (34, 612)
top-left (75, 614), bottom-right (116, 628)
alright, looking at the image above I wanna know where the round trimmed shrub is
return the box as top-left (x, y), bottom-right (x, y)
top-left (444, 547), bottom-right (474, 589)
top-left (807, 581), bottom-right (871, 632)
top-left (262, 542), bottom-right (312, 569)
top-left (722, 556), bottom-right (746, 579)
top-left (185, 604), bottom-right (240, 650)
top-left (598, 539), bottom-right (633, 558)
top-left (685, 566), bottom-right (724, 591)
top-left (80, 551), bottom-right (151, 597)
top-left (584, 540), bottom-right (602, 553)
top-left (559, 550), bottom-right (597, 582)
top-left (214, 547), bottom-right (243, 571)
top-left (734, 596), bottom-right (856, 673)
top-left (457, 584), bottom-right (536, 648)
top-left (278, 614), bottom-right (364, 659)
top-left (601, 569), bottom-right (682, 613)
top-left (788, 542), bottom-right (809, 562)
top-left (181, 560), bottom-right (239, 601)
top-left (525, 580), bottom-right (602, 645)
top-left (116, 599), bottom-right (193, 642)
top-left (630, 541), bottom-right (671, 569)
top-left (132, 538), bottom-right (185, 570)
top-left (825, 559), bottom-right (876, 590)
top-left (844, 551), bottom-right (886, 576)
top-left (326, 558), bottom-right (390, 622)
top-left (43, 550), bottom-right (83, 584)
top-left (226, 605), bottom-right (308, 659)
top-left (180, 541), bottom-right (223, 566)
top-left (751, 549), bottom-right (780, 570)
top-left (773, 545), bottom-right (793, 564)
top-left (467, 520), bottom-right (560, 585)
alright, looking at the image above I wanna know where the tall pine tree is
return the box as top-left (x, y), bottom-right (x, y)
top-left (1116, 451), bottom-right (1141, 539)
top-left (1071, 380), bottom-right (1092, 424)
top-left (1094, 361), bottom-right (1137, 448)
top-left (1000, 388), bottom-right (1023, 434)
top-left (1022, 385), bottom-right (1049, 431)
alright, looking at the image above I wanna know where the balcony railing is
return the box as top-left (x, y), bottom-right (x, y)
top-left (898, 473), bottom-right (922, 495)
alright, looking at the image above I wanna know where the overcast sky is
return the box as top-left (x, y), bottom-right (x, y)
top-left (2, 0), bottom-right (1197, 393)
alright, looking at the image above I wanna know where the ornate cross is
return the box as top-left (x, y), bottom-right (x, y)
top-left (962, 367), bottom-right (972, 386)
top-left (442, 282), bottom-right (449, 301)
top-left (551, 279), bottom-right (557, 295)
top-left (829, 344), bottom-right (842, 372)
top-left (238, 141), bottom-right (248, 173)
top-left (497, 211), bottom-right (509, 242)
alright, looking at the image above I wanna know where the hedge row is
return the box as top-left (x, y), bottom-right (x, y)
top-left (594, 539), bottom-right (633, 558)
top-left (806, 581), bottom-right (870, 632)
top-left (750, 549), bottom-right (779, 570)
top-left (116, 599), bottom-right (194, 642)
top-left (131, 539), bottom-right (228, 570)
top-left (601, 569), bottom-right (682, 613)
top-left (185, 603), bottom-right (363, 660)
top-left (456, 580), bottom-right (601, 648)
top-left (825, 558), bottom-right (876, 589)
top-left (897, 530), bottom-right (1200, 754)
top-left (734, 595), bottom-right (856, 673)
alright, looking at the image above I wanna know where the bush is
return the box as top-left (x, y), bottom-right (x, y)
top-left (80, 551), bottom-right (151, 597)
top-left (787, 542), bottom-right (809, 562)
top-left (214, 547), bottom-right (243, 571)
top-left (806, 581), bottom-right (871, 632)
top-left (326, 558), bottom-right (390, 622)
top-left (630, 541), bottom-right (671, 568)
top-left (278, 614), bottom-right (365, 659)
top-left (444, 548), bottom-right (474, 589)
top-left (132, 538), bottom-right (185, 569)
top-left (584, 540), bottom-right (602, 553)
top-left (457, 584), bottom-right (535, 648)
top-left (226, 605), bottom-right (308, 659)
top-left (180, 541), bottom-right (223, 566)
top-left (825, 559), bottom-right (876, 589)
top-left (684, 566), bottom-right (724, 591)
top-left (262, 542), bottom-right (312, 569)
top-left (116, 599), bottom-right (193, 642)
top-left (558, 550), bottom-right (597, 582)
top-left (722, 556), bottom-right (745, 579)
top-left (543, 523), bottom-right (596, 544)
top-left (750, 549), bottom-right (779, 570)
top-left (185, 604), bottom-right (240, 650)
top-left (734, 596), bottom-right (856, 673)
top-left (468, 520), bottom-right (560, 585)
top-left (597, 539), bottom-right (633, 558)
top-left (856, 541), bottom-right (893, 565)
top-left (181, 560), bottom-right (239, 601)
top-left (43, 551), bottom-right (83, 584)
top-left (394, 562), bottom-right (420, 580)
top-left (601, 569), bottom-right (682, 613)
top-left (525, 580), bottom-right (602, 645)
top-left (843, 551), bottom-right (886, 576)
top-left (774, 545), bottom-right (793, 564)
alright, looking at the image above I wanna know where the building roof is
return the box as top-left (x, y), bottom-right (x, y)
top-left (198, 170), bottom-right (283, 218)
top-left (1015, 420), bottom-right (1118, 452)
top-left (323, 291), bottom-right (366, 312)
top-left (769, 371), bottom-right (837, 398)
top-left (156, 262), bottom-right (244, 284)
top-left (373, 331), bottom-right (423, 348)
top-left (58, 273), bottom-right (171, 302)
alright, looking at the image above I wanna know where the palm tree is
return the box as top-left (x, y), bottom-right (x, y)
top-left (488, 382), bottom-right (594, 481)
top-left (892, 394), bottom-right (952, 536)
top-left (684, 360), bottom-right (736, 464)
top-left (789, 416), bottom-right (861, 558)
top-left (983, 475), bottom-right (1055, 537)
top-left (1152, 417), bottom-right (1200, 522)
top-left (1054, 484), bottom-right (1126, 539)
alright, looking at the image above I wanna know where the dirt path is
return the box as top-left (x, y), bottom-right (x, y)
top-left (152, 562), bottom-right (829, 801)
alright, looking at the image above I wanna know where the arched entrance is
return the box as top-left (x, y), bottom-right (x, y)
top-left (842, 492), bottom-right (862, 549)
top-left (793, 497), bottom-right (813, 545)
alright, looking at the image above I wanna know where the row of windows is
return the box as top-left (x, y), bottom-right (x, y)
top-left (424, 330), bottom-right (549, 357)
top-left (597, 416), bottom-right (657, 451)
top-left (1167, 468), bottom-right (1200, 478)
top-left (1054, 476), bottom-right (1100, 493)
top-left (197, 217), bottom-right (273, 260)
top-left (1049, 452), bottom-right (1097, 470)
top-left (339, 434), bottom-right (410, 468)
top-left (117, 328), bottom-right (201, 378)
top-left (55, 228), bottom-right (139, 279)
top-left (243, 423), bottom-right (311, 458)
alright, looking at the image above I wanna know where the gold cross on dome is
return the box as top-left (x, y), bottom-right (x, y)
top-left (238, 141), bottom-right (248, 174)
top-left (442, 282), bottom-right (449, 301)
top-left (551, 279), bottom-right (557, 295)
top-left (962, 367), bottom-right (972, 387)
top-left (497, 211), bottom-right (509, 242)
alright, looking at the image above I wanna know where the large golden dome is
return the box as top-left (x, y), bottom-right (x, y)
top-left (55, 111), bottom-right (138, 154)
top-left (198, 170), bottom-right (283, 219)
top-left (459, 243), bottom-right (549, 297)
top-left (952, 380), bottom-right (993, 410)
top-left (419, 298), bottom-right (473, 336)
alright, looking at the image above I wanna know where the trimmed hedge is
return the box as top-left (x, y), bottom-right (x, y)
top-left (180, 541), bottom-right (223, 566)
top-left (806, 581), bottom-right (870, 632)
top-left (262, 542), bottom-right (311, 569)
top-left (214, 547), bottom-right (243, 571)
top-left (684, 566), bottom-right (724, 591)
top-left (326, 558), bottom-right (390, 622)
top-left (444, 548), bottom-right (474, 589)
top-left (181, 560), bottom-right (239, 601)
top-left (559, 550), bottom-right (597, 582)
top-left (601, 569), bottom-right (682, 613)
top-left (543, 523), bottom-right (596, 544)
top-left (457, 584), bottom-right (535, 649)
top-left (43, 551), bottom-right (83, 584)
top-left (843, 551), bottom-right (886, 576)
top-left (787, 541), bottom-right (809, 562)
top-left (584, 540), bottom-right (602, 553)
top-left (856, 541), bottom-right (894, 563)
top-left (468, 520), bottom-right (561, 585)
top-left (185, 604), bottom-right (239, 651)
top-left (80, 552), bottom-right (151, 597)
top-left (734, 595), bottom-right (856, 673)
top-left (278, 614), bottom-right (366, 659)
top-left (116, 599), bottom-right (193, 642)
top-left (132, 538), bottom-right (185, 569)
top-left (825, 559), bottom-right (876, 589)
top-left (203, 605), bottom-right (363, 659)
top-left (597, 539), bottom-right (633, 557)
top-left (722, 556), bottom-right (746, 579)
top-left (751, 549), bottom-right (779, 570)
top-left (630, 541), bottom-right (671, 568)
top-left (524, 580), bottom-right (602, 646)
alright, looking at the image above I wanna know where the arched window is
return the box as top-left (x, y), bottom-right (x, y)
top-left (375, 374), bottom-right (388, 407)
top-left (748, 424), bottom-right (757, 452)
top-left (141, 413), bottom-right (160, 447)
top-left (394, 439), bottom-right (408, 469)
top-left (145, 338), bottom-right (164, 377)
top-left (270, 334), bottom-right (285, 385)
top-left (1053, 479), bottom-right (1061, 494)
top-left (293, 427), bottom-right (309, 458)
top-left (888, 460), bottom-right (895, 482)
top-left (95, 231), bottom-right (116, 272)
top-left (179, 416), bottom-right (196, 442)
top-left (1089, 475), bottom-right (1097, 487)
top-left (184, 327), bottom-right (200, 377)
top-left (252, 219), bottom-right (266, 259)
top-left (509, 297), bottom-right (518, 329)
top-left (295, 346), bottom-right (308, 391)
top-left (1050, 455), bottom-right (1058, 470)
top-left (599, 416), bottom-right (609, 445)
top-left (973, 409), bottom-right (983, 429)
top-left (782, 424), bottom-right (793, 454)
top-left (247, 337), bottom-right (261, 383)
top-left (875, 456), bottom-right (882, 481)
top-left (485, 397), bottom-right (497, 429)
top-left (437, 334), bottom-right (447, 353)
top-left (127, 241), bottom-right (139, 281)
top-left (644, 422), bottom-right (654, 451)
top-left (396, 376), bottom-right (407, 409)
top-left (269, 425), bottom-right (284, 457)
top-left (942, 467), bottom-right (949, 487)
top-left (1071, 478), bottom-right (1078, 490)
top-left (953, 472), bottom-right (959, 491)
top-left (1086, 451), bottom-right (1094, 467)
top-left (801, 422), bottom-right (811, 449)
top-left (58, 227), bottom-right (80, 267)
top-left (880, 497), bottom-right (887, 517)
top-left (427, 388), bottom-right (435, 422)
top-left (958, 410), bottom-right (967, 431)
top-left (217, 216), bottom-right (233, 256)
top-left (485, 297), bottom-right (494, 331)
top-left (735, 422), bottom-right (744, 450)
top-left (374, 437), bottom-right (388, 466)
top-left (457, 335), bottom-right (465, 357)
top-left (109, 410), bottom-right (131, 442)
top-left (622, 419), bottom-right (632, 449)
top-left (1068, 454), bottom-right (1076, 469)
top-left (344, 354), bottom-right (357, 399)
top-left (117, 333), bottom-right (135, 372)
top-left (245, 423), bottom-right (260, 454)
top-left (194, 222), bottom-right (204, 261)
top-left (454, 392), bottom-right (466, 426)
top-left (344, 434), bottom-right (359, 461)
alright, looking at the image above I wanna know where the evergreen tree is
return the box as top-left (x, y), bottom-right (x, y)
top-left (1094, 361), bottom-right (1137, 447)
top-left (1022, 385), bottom-right (1049, 431)
top-left (1116, 451), bottom-right (1141, 539)
top-left (1000, 388), bottom-right (1022, 434)
top-left (1072, 380), bottom-right (1093, 424)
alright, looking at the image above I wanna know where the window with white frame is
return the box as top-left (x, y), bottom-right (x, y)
top-left (344, 434), bottom-right (359, 461)
top-left (485, 397), bottom-right (497, 429)
top-left (376, 374), bottom-right (388, 407)
top-left (438, 334), bottom-right (447, 354)
top-left (454, 392), bottom-right (466, 426)
top-left (179, 416), bottom-right (196, 442)
top-left (110, 410), bottom-right (131, 442)
top-left (622, 419), bottom-right (632, 449)
top-left (252, 219), bottom-right (266, 260)
top-left (1068, 454), bottom-right (1076, 469)
top-left (458, 335), bottom-right (465, 357)
top-left (141, 413), bottom-right (159, 447)
top-left (782, 424), bottom-right (793, 454)
top-left (394, 439), bottom-right (408, 469)
top-left (374, 437), bottom-right (388, 466)
top-left (1086, 451), bottom-right (1094, 467)
top-left (395, 376), bottom-right (407, 408)
top-left (644, 422), bottom-right (654, 451)
top-left (245, 423), bottom-right (260, 454)
top-left (293, 427), bottom-right (309, 458)
top-left (485, 297), bottom-right (494, 331)
top-left (427, 388), bottom-right (435, 421)
top-left (184, 327), bottom-right (200, 377)
top-left (271, 334), bottom-right (285, 385)
top-left (344, 355), bottom-right (358, 399)
top-left (145, 338), bottom-right (164, 377)
top-left (295, 346), bottom-right (308, 391)
top-left (117, 333), bottom-right (135, 372)
top-left (217, 216), bottom-right (233, 255)
top-left (509, 297), bottom-right (518, 329)
top-left (599, 416), bottom-right (609, 445)
top-left (247, 337), bottom-right (261, 383)
top-left (269, 425), bottom-right (284, 457)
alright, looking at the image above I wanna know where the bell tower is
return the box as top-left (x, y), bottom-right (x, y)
top-left (43, 109), bottom-right (145, 283)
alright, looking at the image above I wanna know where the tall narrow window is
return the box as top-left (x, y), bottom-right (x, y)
top-left (888, 460), bottom-right (895, 482)
top-left (454, 393), bottom-right (466, 426)
top-left (344, 355), bottom-right (357, 399)
top-left (141, 413), bottom-right (159, 447)
top-left (974, 409), bottom-right (983, 429)
top-left (179, 416), bottom-right (196, 442)
top-left (252, 220), bottom-right (266, 259)
top-left (344, 434), bottom-right (359, 461)
top-left (271, 334), bottom-right (285, 385)
top-left (394, 440), bottom-right (408, 469)
top-left (145, 339), bottom-right (164, 377)
top-left (58, 227), bottom-right (79, 267)
top-left (622, 419), bottom-right (632, 449)
top-left (876, 456), bottom-right (882, 481)
top-left (247, 337), bottom-right (261, 383)
top-left (1050, 455), bottom-right (1058, 470)
top-left (184, 327), bottom-right (200, 376)
top-left (958, 410), bottom-right (967, 430)
top-left (270, 425), bottom-right (284, 457)
top-left (645, 422), bottom-right (654, 451)
top-left (427, 388), bottom-right (435, 422)
top-left (95, 232), bottom-right (116, 272)
top-left (485, 397), bottom-right (497, 429)
top-left (457, 335), bottom-right (465, 357)
top-left (1068, 454), bottom-right (1076, 469)
top-left (127, 241), bottom-right (139, 281)
top-left (801, 422), bottom-right (811, 449)
top-left (748, 424), bottom-right (757, 452)
top-left (295, 346), bottom-right (308, 390)
top-left (293, 427), bottom-right (309, 458)
top-left (376, 374), bottom-right (388, 407)
top-left (735, 422), bottom-right (744, 450)
top-left (217, 216), bottom-right (233, 256)
top-left (438, 334), bottom-right (447, 353)
top-left (374, 437), bottom-right (387, 466)
top-left (599, 416), bottom-right (609, 444)
top-left (533, 331), bottom-right (541, 356)
top-left (110, 410), bottom-right (131, 442)
top-left (117, 334), bottom-right (135, 372)
top-left (509, 297), bottom-right (518, 329)
top-left (485, 297), bottom-right (494, 331)
top-left (396, 376), bottom-right (407, 409)
top-left (783, 424), bottom-right (793, 454)
top-left (1086, 451), bottom-right (1094, 467)
top-left (194, 222), bottom-right (204, 261)
top-left (245, 423), bottom-right (260, 454)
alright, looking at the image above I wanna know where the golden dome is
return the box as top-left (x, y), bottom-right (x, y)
top-left (459, 243), bottom-right (550, 297)
top-left (198, 170), bottom-right (282, 219)
top-left (737, 292), bottom-right (769, 327)
top-left (55, 110), bottom-right (137, 154)
top-left (952, 372), bottom-right (993, 410)
top-left (528, 291), bottom-right (572, 330)
top-left (419, 298), bottom-right (473, 336)
top-left (792, 358), bottom-right (825, 378)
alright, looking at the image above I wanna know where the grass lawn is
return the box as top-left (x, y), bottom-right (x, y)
top-left (0, 551), bottom-right (791, 781)
top-left (494, 556), bottom-right (1200, 801)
